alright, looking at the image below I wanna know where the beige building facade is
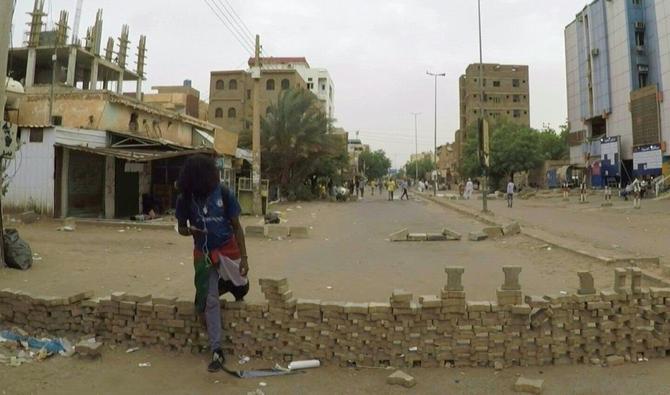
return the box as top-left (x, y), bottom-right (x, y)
top-left (455, 63), bottom-right (530, 173)
top-left (208, 68), bottom-right (307, 134)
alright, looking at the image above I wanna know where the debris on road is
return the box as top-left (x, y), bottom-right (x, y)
top-left (75, 338), bottom-right (103, 358)
top-left (513, 376), bottom-right (544, 394)
top-left (126, 347), bottom-right (140, 353)
top-left (606, 355), bottom-right (625, 366)
top-left (386, 370), bottom-right (416, 388)
top-left (138, 362), bottom-right (152, 367)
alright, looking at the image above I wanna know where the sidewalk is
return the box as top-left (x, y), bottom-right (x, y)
top-left (420, 191), bottom-right (670, 285)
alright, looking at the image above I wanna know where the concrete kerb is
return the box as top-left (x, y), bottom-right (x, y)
top-left (421, 193), bottom-right (668, 286)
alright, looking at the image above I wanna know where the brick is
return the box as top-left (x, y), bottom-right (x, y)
top-left (467, 301), bottom-right (491, 312)
top-left (386, 370), bottom-right (416, 388)
top-left (513, 377), bottom-right (543, 394)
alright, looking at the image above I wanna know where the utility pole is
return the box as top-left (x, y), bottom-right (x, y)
top-left (426, 71), bottom-right (445, 196)
top-left (411, 112), bottom-right (420, 182)
top-left (251, 35), bottom-right (262, 215)
top-left (0, 0), bottom-right (14, 267)
top-left (478, 0), bottom-right (488, 213)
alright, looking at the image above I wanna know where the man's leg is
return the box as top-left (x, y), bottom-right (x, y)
top-left (205, 266), bottom-right (224, 371)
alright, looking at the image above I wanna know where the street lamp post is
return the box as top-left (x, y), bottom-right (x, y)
top-left (477, 0), bottom-right (488, 213)
top-left (411, 112), bottom-right (420, 182)
top-left (426, 71), bottom-right (445, 196)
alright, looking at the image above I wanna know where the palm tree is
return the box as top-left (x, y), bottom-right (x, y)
top-left (254, 89), bottom-right (345, 199)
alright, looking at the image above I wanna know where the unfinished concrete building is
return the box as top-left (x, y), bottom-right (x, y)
top-left (3, 1), bottom-right (238, 218)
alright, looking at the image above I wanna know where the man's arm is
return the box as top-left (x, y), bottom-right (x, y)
top-left (231, 216), bottom-right (249, 276)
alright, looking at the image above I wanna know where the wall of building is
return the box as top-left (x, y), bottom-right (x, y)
top-left (209, 70), bottom-right (307, 134)
top-left (460, 64), bottom-right (530, 130)
top-left (1, 267), bottom-right (668, 369)
top-left (3, 127), bottom-right (107, 215)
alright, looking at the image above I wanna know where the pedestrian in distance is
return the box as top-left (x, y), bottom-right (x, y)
top-left (632, 177), bottom-right (642, 209)
top-left (387, 178), bottom-right (397, 201)
top-left (359, 178), bottom-right (366, 198)
top-left (378, 179), bottom-right (384, 195)
top-left (579, 180), bottom-right (587, 203)
top-left (400, 179), bottom-right (409, 200)
top-left (506, 178), bottom-right (515, 208)
top-left (370, 179), bottom-right (376, 196)
top-left (562, 181), bottom-right (570, 201)
top-left (175, 155), bottom-right (250, 373)
top-left (464, 178), bottom-right (474, 200)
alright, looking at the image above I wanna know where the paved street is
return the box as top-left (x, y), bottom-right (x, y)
top-left (0, 191), bottom-right (613, 303)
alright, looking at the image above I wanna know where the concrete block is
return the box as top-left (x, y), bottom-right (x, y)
top-left (468, 231), bottom-right (488, 241)
top-left (445, 267), bottom-right (465, 291)
top-left (289, 226), bottom-right (309, 239)
top-left (614, 268), bottom-right (627, 293)
top-left (76, 339), bottom-right (103, 358)
top-left (245, 225), bottom-right (266, 238)
top-left (513, 377), bottom-right (543, 394)
top-left (266, 225), bottom-right (290, 239)
top-left (503, 222), bottom-right (521, 236)
top-left (577, 272), bottom-right (596, 295)
top-left (426, 233), bottom-right (448, 241)
top-left (482, 226), bottom-right (503, 239)
top-left (606, 355), bottom-right (625, 366)
top-left (442, 228), bottom-right (462, 240)
top-left (389, 228), bottom-right (409, 242)
top-left (387, 370), bottom-right (416, 388)
top-left (407, 233), bottom-right (427, 241)
top-left (502, 266), bottom-right (522, 291)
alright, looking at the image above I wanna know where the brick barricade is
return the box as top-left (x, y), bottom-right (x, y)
top-left (1, 266), bottom-right (669, 368)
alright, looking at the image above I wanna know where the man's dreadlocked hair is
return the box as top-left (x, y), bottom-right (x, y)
top-left (177, 154), bottom-right (219, 199)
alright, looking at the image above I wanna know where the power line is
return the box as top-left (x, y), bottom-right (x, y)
top-left (211, 0), bottom-right (255, 47)
top-left (202, 0), bottom-right (254, 55)
top-left (220, 0), bottom-right (254, 41)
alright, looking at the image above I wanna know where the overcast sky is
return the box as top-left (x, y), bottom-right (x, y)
top-left (12, 0), bottom-right (589, 167)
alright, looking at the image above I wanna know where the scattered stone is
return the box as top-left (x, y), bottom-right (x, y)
top-left (76, 339), bottom-right (103, 358)
top-left (387, 370), bottom-right (416, 388)
top-left (389, 228), bottom-right (409, 242)
top-left (442, 228), bottom-right (462, 240)
top-left (245, 225), bottom-right (266, 238)
top-left (482, 227), bottom-right (503, 239)
top-left (513, 377), bottom-right (543, 394)
top-left (426, 233), bottom-right (447, 241)
top-left (503, 222), bottom-right (521, 236)
top-left (494, 361), bottom-right (503, 371)
top-left (266, 225), bottom-right (290, 240)
top-left (289, 226), bottom-right (309, 239)
top-left (468, 231), bottom-right (488, 241)
top-left (407, 233), bottom-right (427, 242)
top-left (606, 355), bottom-right (625, 366)
top-left (590, 357), bottom-right (601, 365)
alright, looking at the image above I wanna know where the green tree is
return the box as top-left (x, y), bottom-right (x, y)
top-left (241, 88), bottom-right (347, 200)
top-left (538, 124), bottom-right (569, 160)
top-left (459, 121), bottom-right (544, 189)
top-left (358, 149), bottom-right (392, 180)
top-left (404, 156), bottom-right (436, 180)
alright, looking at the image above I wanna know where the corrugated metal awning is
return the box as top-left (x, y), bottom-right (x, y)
top-left (56, 143), bottom-right (216, 162)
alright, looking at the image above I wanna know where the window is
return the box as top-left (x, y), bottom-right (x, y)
top-left (129, 112), bottom-right (138, 132)
top-left (513, 95), bottom-right (520, 103)
top-left (632, 0), bottom-right (642, 5)
top-left (483, 79), bottom-right (487, 87)
top-left (29, 128), bottom-right (43, 143)
top-left (281, 79), bottom-right (290, 90)
top-left (635, 30), bottom-right (645, 46)
top-left (513, 110), bottom-right (521, 118)
top-left (639, 72), bottom-right (648, 87)
top-left (227, 107), bottom-right (237, 118)
top-left (246, 89), bottom-right (251, 99)
top-left (493, 81), bottom-right (501, 87)
top-left (215, 108), bottom-right (223, 118)
top-left (307, 82), bottom-right (314, 90)
top-left (512, 79), bottom-right (520, 87)
top-left (216, 80), bottom-right (224, 90)
top-left (266, 79), bottom-right (275, 90)
top-left (228, 79), bottom-right (238, 90)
